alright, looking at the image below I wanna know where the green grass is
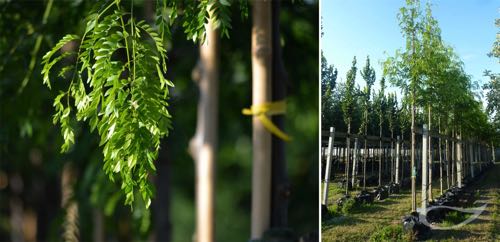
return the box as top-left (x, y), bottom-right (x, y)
top-left (369, 224), bottom-right (412, 242)
top-left (322, 164), bottom-right (500, 242)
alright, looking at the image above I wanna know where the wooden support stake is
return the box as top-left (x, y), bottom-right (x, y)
top-left (322, 127), bottom-right (335, 206)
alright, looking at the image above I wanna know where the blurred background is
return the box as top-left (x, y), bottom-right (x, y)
top-left (0, 0), bottom-right (319, 241)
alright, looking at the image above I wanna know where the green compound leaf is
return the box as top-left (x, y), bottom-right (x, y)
top-left (41, 3), bottom-right (171, 209)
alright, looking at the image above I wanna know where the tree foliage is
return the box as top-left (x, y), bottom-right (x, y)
top-left (359, 56), bottom-right (376, 135)
top-left (484, 18), bottom-right (500, 141)
top-left (341, 56), bottom-right (357, 131)
top-left (40, 0), bottom-right (248, 209)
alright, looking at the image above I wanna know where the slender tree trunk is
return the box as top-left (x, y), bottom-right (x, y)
top-left (345, 122), bottom-right (351, 194)
top-left (456, 130), bottom-right (463, 188)
top-left (270, 1), bottom-right (289, 227)
top-left (62, 164), bottom-right (79, 242)
top-left (363, 137), bottom-right (367, 190)
top-left (492, 142), bottom-right (496, 162)
top-left (396, 136), bottom-right (400, 184)
top-left (411, 94), bottom-right (416, 212)
top-left (401, 133), bottom-right (404, 185)
top-left (250, 1), bottom-right (272, 238)
top-left (378, 123), bottom-right (382, 187)
top-left (93, 209), bottom-right (104, 242)
top-left (9, 174), bottom-right (23, 242)
top-left (363, 109), bottom-right (368, 189)
top-left (451, 129), bottom-right (455, 186)
top-left (390, 131), bottom-right (394, 182)
top-left (428, 106), bottom-right (432, 201)
top-left (189, 16), bottom-right (219, 242)
top-left (468, 143), bottom-right (471, 178)
top-left (421, 125), bottom-right (429, 214)
top-left (352, 138), bottom-right (359, 188)
top-left (438, 118), bottom-right (443, 195)
top-left (153, 145), bottom-right (172, 242)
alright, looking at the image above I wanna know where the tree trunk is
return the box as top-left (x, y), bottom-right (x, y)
top-left (451, 129), bottom-right (455, 186)
top-left (345, 122), bottom-right (351, 194)
top-left (153, 144), bottom-right (172, 242)
top-left (396, 136), bottom-right (400, 184)
top-left (378, 123), bottom-right (382, 187)
top-left (421, 124), bottom-right (429, 214)
top-left (438, 118), bottom-right (443, 195)
top-left (445, 134), bottom-right (450, 189)
top-left (456, 130), bottom-right (463, 188)
top-left (62, 163), bottom-right (79, 242)
top-left (352, 138), bottom-right (359, 188)
top-left (250, 1), bottom-right (272, 238)
top-left (492, 142), bottom-right (496, 162)
top-left (189, 15), bottom-right (219, 242)
top-left (427, 106), bottom-right (432, 201)
top-left (363, 137), bottom-right (367, 190)
top-left (392, 131), bottom-right (395, 182)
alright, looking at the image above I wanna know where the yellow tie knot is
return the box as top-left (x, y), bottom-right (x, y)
top-left (242, 100), bottom-right (292, 142)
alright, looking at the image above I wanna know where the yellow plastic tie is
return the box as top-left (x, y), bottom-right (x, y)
top-left (242, 100), bottom-right (292, 142)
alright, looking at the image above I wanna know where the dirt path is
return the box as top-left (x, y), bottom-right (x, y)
top-left (322, 164), bottom-right (500, 242)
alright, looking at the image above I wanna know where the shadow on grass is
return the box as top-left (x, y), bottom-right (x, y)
top-left (350, 203), bottom-right (387, 214)
top-left (431, 229), bottom-right (477, 240)
top-left (377, 199), bottom-right (399, 206)
top-left (322, 215), bottom-right (367, 230)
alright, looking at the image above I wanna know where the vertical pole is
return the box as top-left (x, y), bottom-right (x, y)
top-left (352, 138), bottom-right (359, 187)
top-left (396, 136), bottom-right (401, 184)
top-left (251, 1), bottom-right (272, 238)
top-left (322, 127), bottom-right (335, 206)
top-left (421, 124), bottom-right (429, 214)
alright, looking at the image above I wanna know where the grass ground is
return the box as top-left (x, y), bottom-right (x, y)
top-left (321, 163), bottom-right (500, 241)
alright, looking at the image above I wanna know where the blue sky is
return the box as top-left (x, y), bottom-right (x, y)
top-left (321, 0), bottom-right (499, 98)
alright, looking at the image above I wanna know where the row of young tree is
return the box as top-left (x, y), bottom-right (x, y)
top-left (322, 1), bottom-right (499, 155)
top-left (322, 0), bottom-right (499, 212)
